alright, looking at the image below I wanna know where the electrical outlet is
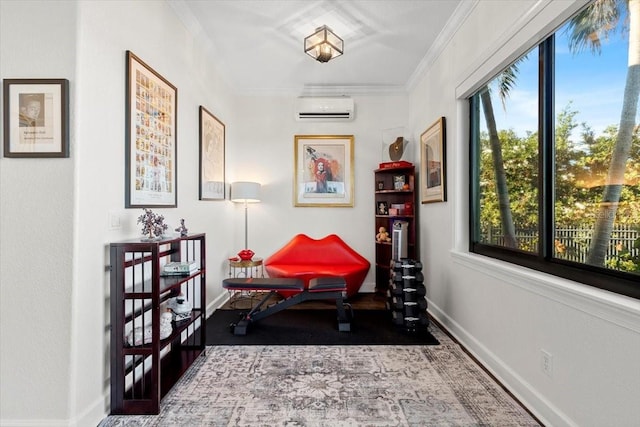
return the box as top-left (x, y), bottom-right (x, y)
top-left (541, 349), bottom-right (553, 378)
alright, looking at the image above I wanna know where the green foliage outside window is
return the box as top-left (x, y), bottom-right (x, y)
top-left (471, 0), bottom-right (640, 290)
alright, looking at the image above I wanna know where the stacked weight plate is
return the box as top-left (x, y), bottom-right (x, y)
top-left (386, 259), bottom-right (429, 331)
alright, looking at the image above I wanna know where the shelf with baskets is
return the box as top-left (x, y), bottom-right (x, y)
top-left (109, 233), bottom-right (206, 415)
top-left (374, 165), bottom-right (418, 292)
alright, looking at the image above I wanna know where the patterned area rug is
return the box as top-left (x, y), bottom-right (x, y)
top-left (100, 324), bottom-right (541, 426)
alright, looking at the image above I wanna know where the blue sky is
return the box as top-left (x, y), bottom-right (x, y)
top-left (488, 18), bottom-right (632, 143)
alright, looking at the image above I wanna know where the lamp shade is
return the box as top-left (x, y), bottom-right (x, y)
top-left (230, 181), bottom-right (261, 203)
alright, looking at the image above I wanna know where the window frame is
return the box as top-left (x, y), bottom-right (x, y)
top-left (469, 34), bottom-right (640, 301)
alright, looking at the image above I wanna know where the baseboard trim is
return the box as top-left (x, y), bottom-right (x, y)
top-left (206, 291), bottom-right (230, 317)
top-left (428, 300), bottom-right (574, 427)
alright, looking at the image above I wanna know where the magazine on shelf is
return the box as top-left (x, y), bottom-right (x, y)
top-left (161, 261), bottom-right (198, 276)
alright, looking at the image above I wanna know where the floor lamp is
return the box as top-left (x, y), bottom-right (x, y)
top-left (231, 181), bottom-right (261, 258)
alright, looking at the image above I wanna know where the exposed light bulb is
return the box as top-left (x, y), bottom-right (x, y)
top-left (316, 43), bottom-right (333, 62)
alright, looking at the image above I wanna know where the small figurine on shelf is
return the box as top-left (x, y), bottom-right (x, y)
top-left (168, 294), bottom-right (193, 322)
top-left (137, 208), bottom-right (168, 240)
top-left (159, 311), bottom-right (173, 339)
top-left (376, 226), bottom-right (391, 243)
top-left (175, 218), bottom-right (188, 237)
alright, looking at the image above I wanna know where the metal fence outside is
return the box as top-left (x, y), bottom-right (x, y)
top-left (483, 225), bottom-right (640, 264)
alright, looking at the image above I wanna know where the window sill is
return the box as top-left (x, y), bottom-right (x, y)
top-left (450, 249), bottom-right (640, 333)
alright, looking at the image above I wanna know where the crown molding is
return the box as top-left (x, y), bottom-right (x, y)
top-left (405, 0), bottom-right (479, 93)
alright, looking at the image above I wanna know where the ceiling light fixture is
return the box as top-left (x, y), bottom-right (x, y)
top-left (304, 25), bottom-right (343, 63)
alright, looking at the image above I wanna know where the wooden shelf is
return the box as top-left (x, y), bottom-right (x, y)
top-left (374, 166), bottom-right (418, 292)
top-left (375, 189), bottom-right (414, 194)
top-left (122, 270), bottom-right (203, 297)
top-left (110, 234), bottom-right (206, 415)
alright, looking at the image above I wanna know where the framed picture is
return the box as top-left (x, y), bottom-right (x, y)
top-left (394, 175), bottom-right (406, 190)
top-left (377, 201), bottom-right (388, 215)
top-left (199, 106), bottom-right (225, 200)
top-left (125, 51), bottom-right (177, 208)
top-left (420, 117), bottom-right (446, 203)
top-left (2, 78), bottom-right (69, 158)
top-left (294, 135), bottom-right (354, 207)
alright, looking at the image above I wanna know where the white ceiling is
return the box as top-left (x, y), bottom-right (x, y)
top-left (169, 0), bottom-right (473, 96)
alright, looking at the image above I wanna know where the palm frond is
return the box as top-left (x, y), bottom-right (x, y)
top-left (497, 62), bottom-right (521, 110)
top-left (493, 55), bottom-right (529, 111)
top-left (564, 0), bottom-right (623, 55)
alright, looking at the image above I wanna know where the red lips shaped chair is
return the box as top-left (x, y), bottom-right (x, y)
top-left (264, 234), bottom-right (370, 299)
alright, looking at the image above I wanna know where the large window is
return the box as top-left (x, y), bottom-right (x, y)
top-left (470, 0), bottom-right (639, 299)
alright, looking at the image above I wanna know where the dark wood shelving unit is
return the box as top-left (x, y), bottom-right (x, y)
top-left (109, 233), bottom-right (206, 415)
top-left (374, 165), bottom-right (418, 292)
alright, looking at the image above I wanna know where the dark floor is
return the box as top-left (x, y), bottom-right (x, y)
top-left (222, 291), bottom-right (387, 311)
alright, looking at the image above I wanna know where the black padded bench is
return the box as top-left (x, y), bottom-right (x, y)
top-left (222, 277), bottom-right (351, 335)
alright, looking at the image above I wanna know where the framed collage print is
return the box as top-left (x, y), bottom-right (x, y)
top-left (125, 51), bottom-right (177, 208)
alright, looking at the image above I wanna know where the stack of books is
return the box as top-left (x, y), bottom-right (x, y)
top-left (161, 261), bottom-right (198, 276)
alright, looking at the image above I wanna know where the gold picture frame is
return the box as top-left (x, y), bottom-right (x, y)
top-left (420, 117), bottom-right (446, 203)
top-left (199, 106), bottom-right (225, 200)
top-left (294, 135), bottom-right (354, 207)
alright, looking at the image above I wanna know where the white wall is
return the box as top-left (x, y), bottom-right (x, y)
top-left (0, 1), bottom-right (77, 424)
top-left (408, 1), bottom-right (640, 427)
top-left (229, 94), bottom-right (408, 284)
top-left (2, 1), bottom-right (639, 426)
top-left (0, 0), bottom-right (238, 425)
top-left (71, 1), bottom-right (240, 424)
top-left (0, 1), bottom-right (407, 426)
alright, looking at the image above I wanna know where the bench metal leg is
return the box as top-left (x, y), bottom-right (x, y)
top-left (228, 288), bottom-right (352, 335)
top-left (231, 318), bottom-right (249, 336)
top-left (230, 290), bottom-right (278, 335)
top-left (336, 294), bottom-right (351, 332)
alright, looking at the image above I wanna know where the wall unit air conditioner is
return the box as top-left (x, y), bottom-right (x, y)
top-left (295, 97), bottom-right (354, 121)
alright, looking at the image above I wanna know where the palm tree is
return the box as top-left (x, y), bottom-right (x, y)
top-left (479, 63), bottom-right (525, 249)
top-left (566, 0), bottom-right (640, 266)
